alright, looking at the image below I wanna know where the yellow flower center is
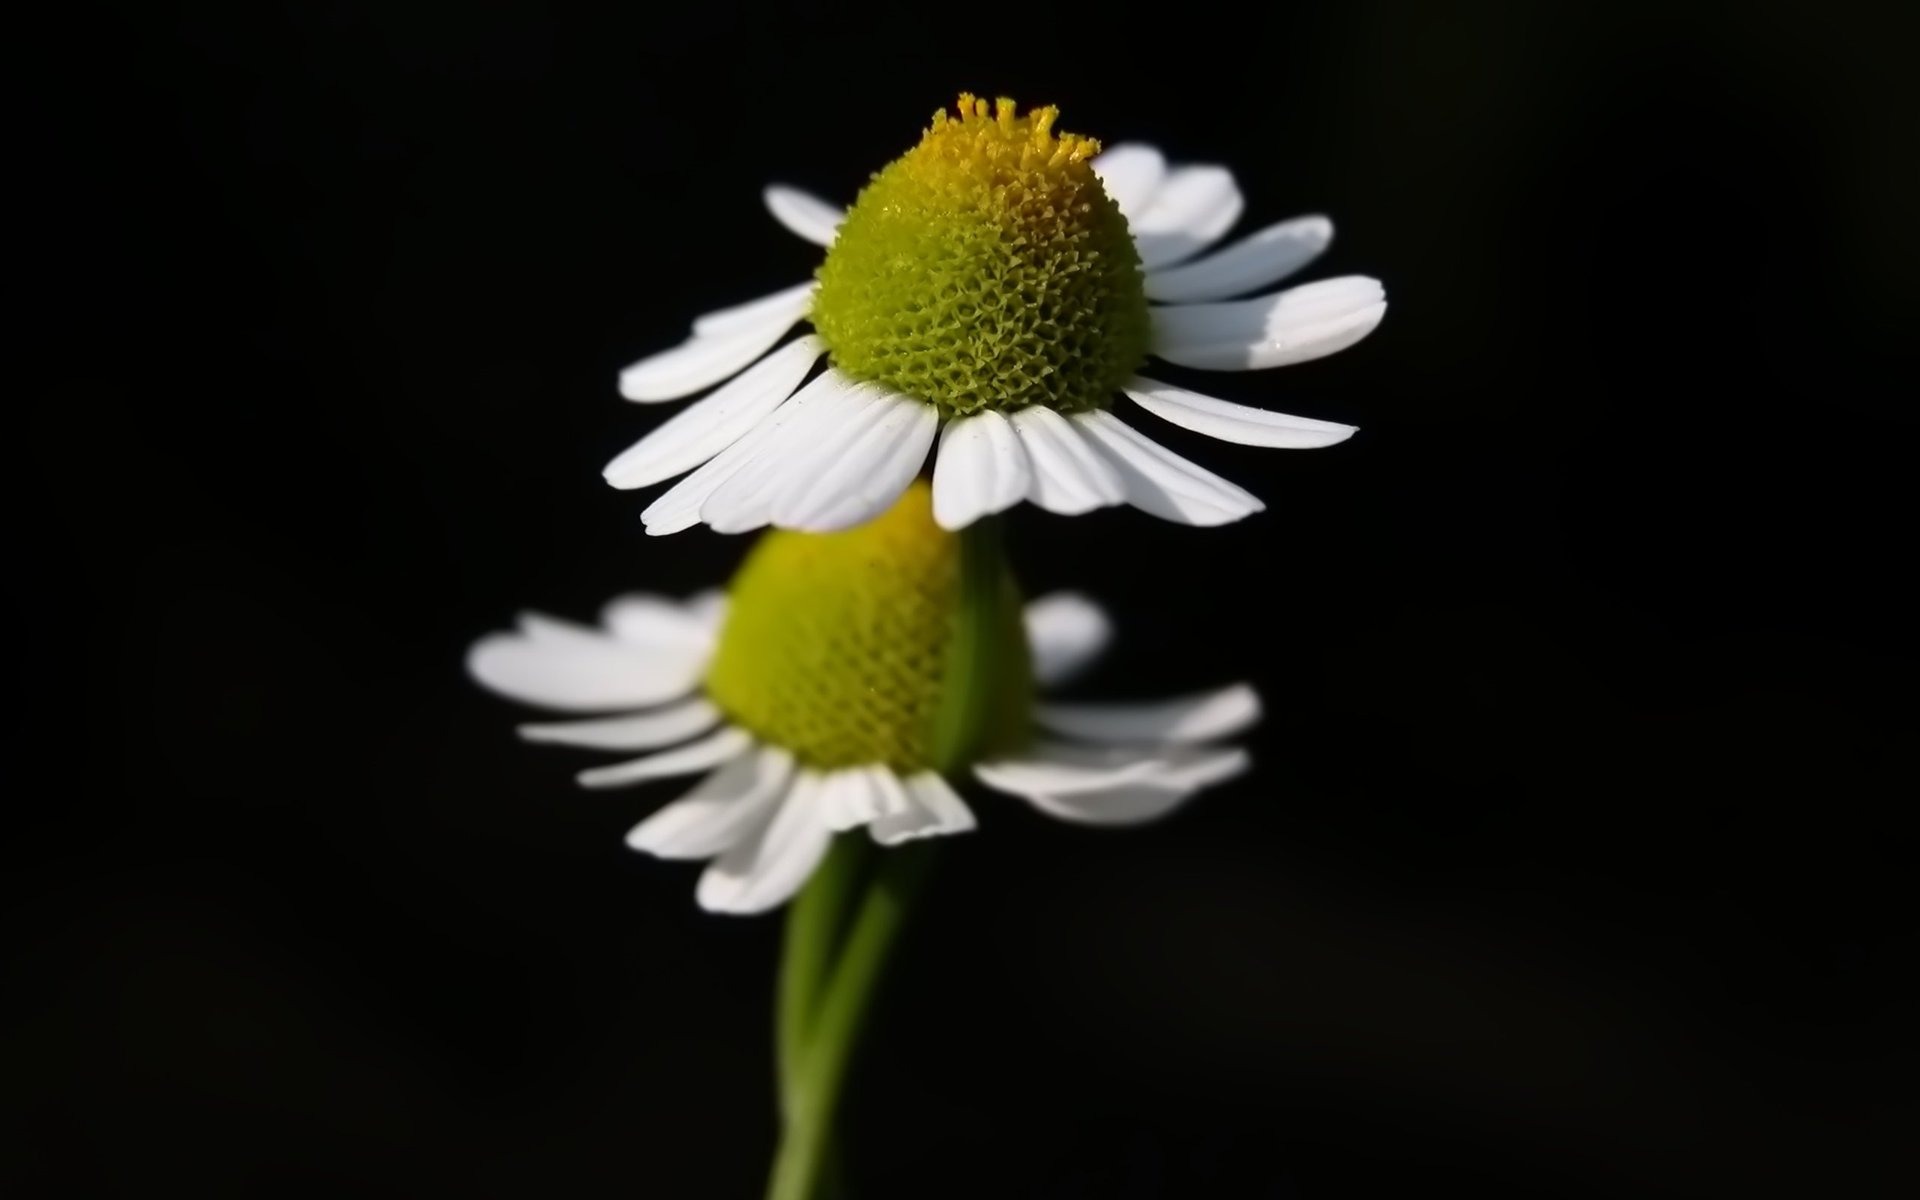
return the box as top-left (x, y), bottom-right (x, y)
top-left (703, 483), bottom-right (1031, 772)
top-left (810, 95), bottom-right (1150, 419)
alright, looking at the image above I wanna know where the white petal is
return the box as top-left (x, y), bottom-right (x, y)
top-left (696, 774), bottom-right (837, 914)
top-left (980, 747), bottom-right (1249, 826)
top-left (1016, 783), bottom-right (1197, 826)
top-left (604, 336), bottom-right (823, 490)
top-left (600, 593), bottom-right (722, 651)
top-left (1130, 166), bottom-right (1244, 270)
top-left (1006, 740), bottom-right (1249, 780)
top-left (931, 410), bottom-right (1032, 530)
top-left (1024, 592), bottom-right (1112, 687)
top-left (1091, 142), bottom-right (1167, 221)
top-left (1144, 215), bottom-right (1334, 303)
top-left (519, 697), bottom-right (722, 751)
top-left (1072, 411), bottom-right (1265, 526)
top-left (1151, 276), bottom-right (1386, 372)
top-left (776, 390), bottom-right (937, 533)
top-left (691, 281), bottom-right (818, 338)
top-left (702, 371), bottom-right (881, 534)
top-left (641, 369), bottom-right (845, 535)
top-left (515, 612), bottom-right (599, 644)
top-left (974, 743), bottom-right (1174, 798)
top-left (617, 284), bottom-right (813, 403)
top-left (468, 619), bottom-right (706, 712)
top-left (683, 590), bottom-right (729, 631)
top-left (1034, 684), bottom-right (1261, 745)
top-left (626, 746), bottom-right (794, 859)
top-left (865, 766), bottom-right (915, 818)
top-left (1006, 406), bottom-right (1125, 516)
top-left (1122, 376), bottom-right (1356, 449)
top-left (869, 771), bottom-right (977, 846)
top-left (763, 185), bottom-right (845, 247)
top-left (641, 415), bottom-right (783, 535)
top-left (820, 768), bottom-right (885, 833)
top-left (576, 726), bottom-right (755, 789)
top-left (910, 773), bottom-right (976, 832)
top-left (1150, 746), bottom-right (1251, 790)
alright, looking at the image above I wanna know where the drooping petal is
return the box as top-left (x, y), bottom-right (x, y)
top-left (641, 416), bottom-right (782, 536)
top-left (977, 746), bottom-right (1250, 826)
top-left (973, 742), bottom-right (1176, 797)
top-left (819, 767), bottom-right (885, 833)
top-left (696, 773), bottom-right (837, 914)
top-left (691, 281), bottom-right (818, 337)
top-left (1122, 376), bottom-right (1356, 449)
top-left (682, 589), bottom-right (729, 632)
top-left (869, 771), bottom-right (977, 846)
top-left (931, 410), bottom-right (1033, 530)
top-left (1024, 592), bottom-right (1112, 687)
top-left (865, 766), bottom-right (915, 818)
top-left (599, 593), bottom-right (723, 651)
top-left (641, 368), bottom-right (846, 535)
top-left (1014, 782), bottom-right (1198, 826)
top-left (702, 372), bottom-right (881, 534)
top-left (575, 726), bottom-right (755, 789)
top-left (1151, 276), bottom-right (1386, 372)
top-left (1090, 142), bottom-right (1167, 221)
top-left (519, 696), bottom-right (722, 751)
top-left (468, 618), bottom-right (707, 712)
top-left (1057, 743), bottom-right (1252, 789)
top-left (1143, 215), bottom-right (1333, 303)
top-left (762, 185), bottom-right (845, 247)
top-left (625, 746), bottom-right (795, 859)
top-left (775, 389), bottom-right (937, 533)
top-left (1006, 406), bottom-right (1126, 516)
top-left (604, 336), bottom-right (823, 490)
top-left (1130, 166), bottom-right (1244, 270)
top-left (617, 286), bottom-right (814, 402)
top-left (514, 612), bottom-right (597, 644)
top-left (1071, 411), bottom-right (1265, 526)
top-left (1033, 684), bottom-right (1261, 746)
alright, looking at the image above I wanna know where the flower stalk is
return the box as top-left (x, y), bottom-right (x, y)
top-left (765, 516), bottom-right (1009, 1200)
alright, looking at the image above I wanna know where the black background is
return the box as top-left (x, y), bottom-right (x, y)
top-left (13, 1), bottom-right (1916, 1196)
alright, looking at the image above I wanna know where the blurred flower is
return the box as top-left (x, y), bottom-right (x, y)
top-left (467, 484), bottom-right (1259, 914)
top-left (609, 95), bottom-right (1381, 536)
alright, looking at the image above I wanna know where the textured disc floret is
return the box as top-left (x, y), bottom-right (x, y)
top-left (704, 483), bottom-right (1031, 771)
top-left (810, 95), bottom-right (1151, 419)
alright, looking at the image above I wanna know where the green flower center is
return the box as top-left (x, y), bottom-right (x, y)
top-left (703, 483), bottom-right (1031, 772)
top-left (810, 95), bottom-right (1150, 419)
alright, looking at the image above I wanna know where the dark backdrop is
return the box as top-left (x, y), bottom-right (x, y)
top-left (14, 2), bottom-right (1915, 1196)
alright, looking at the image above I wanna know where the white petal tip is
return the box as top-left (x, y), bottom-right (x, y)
top-left (617, 369), bottom-right (678, 404)
top-left (1167, 497), bottom-right (1265, 527)
top-left (930, 509), bottom-right (979, 532)
top-left (870, 823), bottom-right (973, 847)
top-left (694, 880), bottom-right (781, 917)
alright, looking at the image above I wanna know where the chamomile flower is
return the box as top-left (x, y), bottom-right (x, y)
top-left (468, 483), bottom-right (1259, 914)
top-left (608, 94), bottom-right (1382, 537)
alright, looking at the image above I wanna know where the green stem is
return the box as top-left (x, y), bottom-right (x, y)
top-left (776, 836), bottom-right (867, 1116)
top-left (767, 847), bottom-right (933, 1200)
top-left (929, 515), bottom-right (1005, 774)
top-left (764, 512), bottom-right (1008, 1200)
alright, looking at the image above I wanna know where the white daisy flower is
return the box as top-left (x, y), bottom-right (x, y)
top-left (609, 94), bottom-right (1383, 537)
top-left (467, 483), bottom-right (1259, 915)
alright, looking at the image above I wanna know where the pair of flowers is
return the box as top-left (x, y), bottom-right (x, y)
top-left (469, 97), bottom-right (1382, 914)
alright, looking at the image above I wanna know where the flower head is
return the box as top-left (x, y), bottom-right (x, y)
top-left (609, 95), bottom-right (1383, 537)
top-left (810, 98), bottom-right (1149, 420)
top-left (468, 483), bottom-right (1260, 914)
